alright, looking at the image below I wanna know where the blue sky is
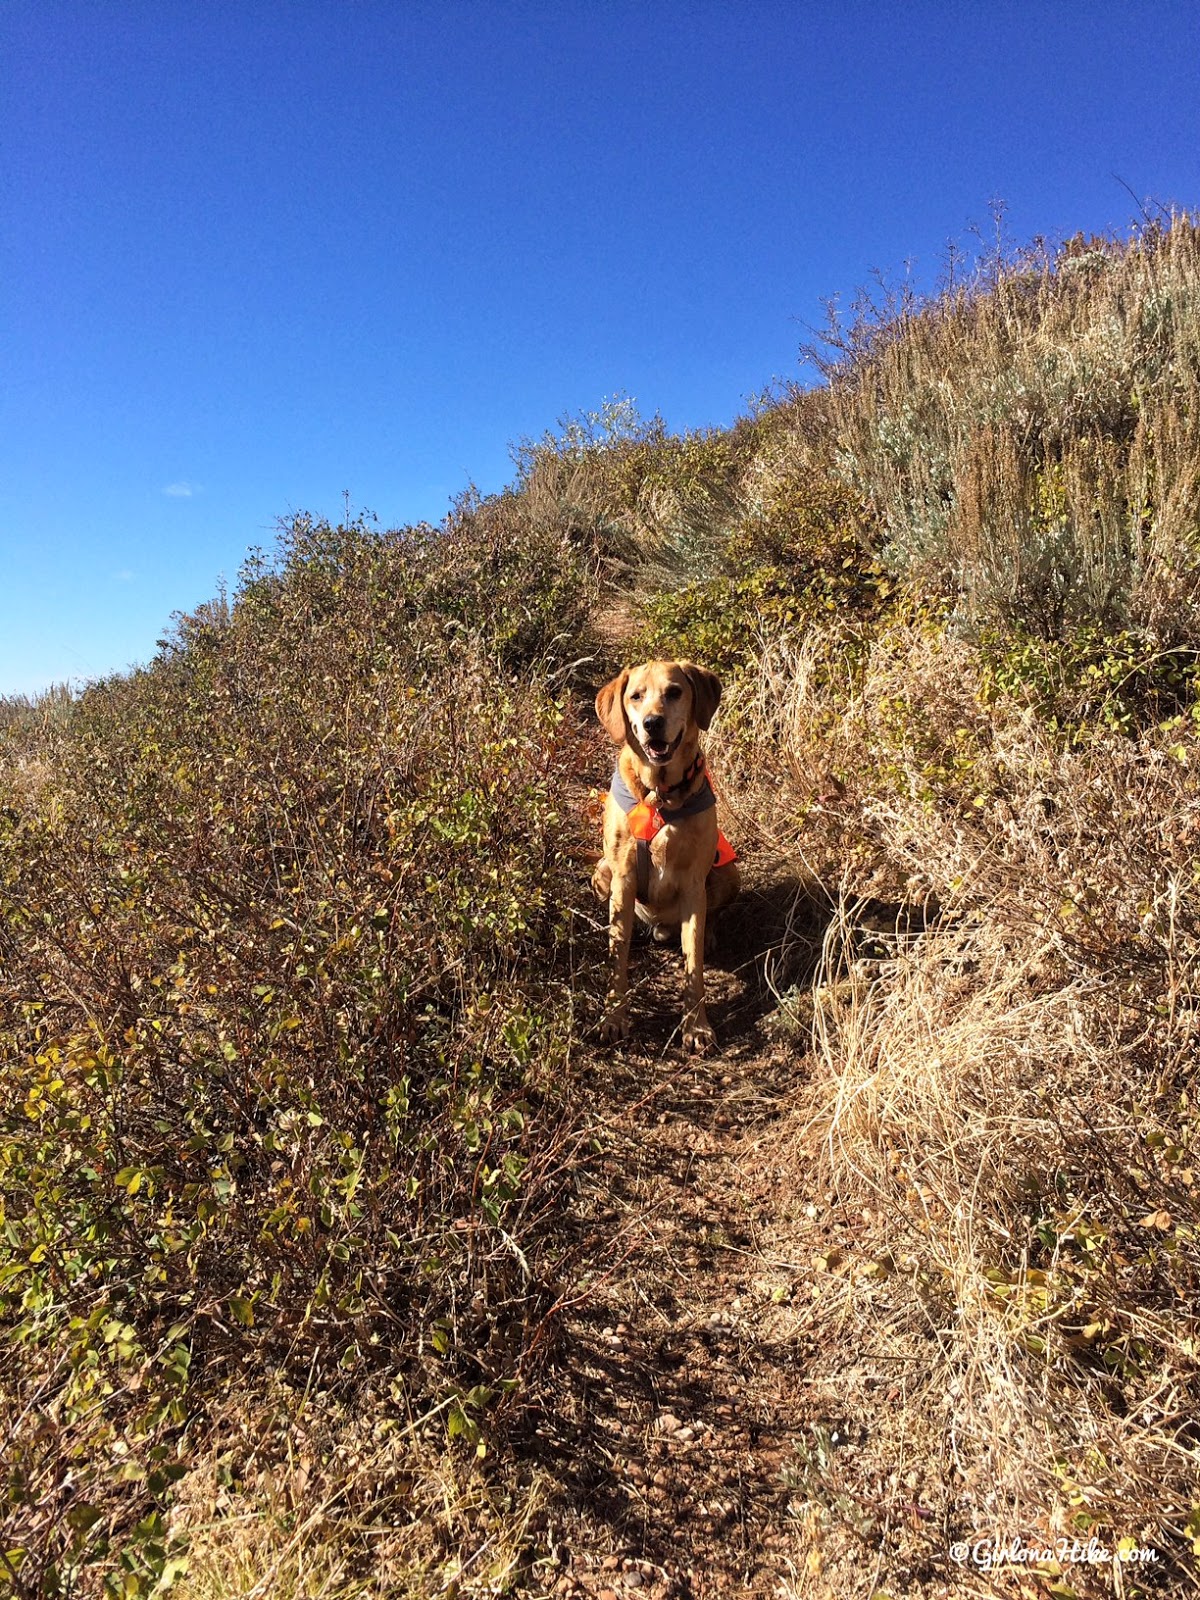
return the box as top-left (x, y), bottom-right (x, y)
top-left (4, 1), bottom-right (1199, 697)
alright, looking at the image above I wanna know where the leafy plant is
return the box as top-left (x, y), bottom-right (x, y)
top-left (0, 508), bottom-right (591, 1592)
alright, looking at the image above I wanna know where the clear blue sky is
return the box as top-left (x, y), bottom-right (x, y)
top-left (4, 1), bottom-right (1199, 697)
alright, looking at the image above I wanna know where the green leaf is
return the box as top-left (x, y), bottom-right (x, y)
top-left (65, 1503), bottom-right (103, 1534)
top-left (228, 1296), bottom-right (254, 1327)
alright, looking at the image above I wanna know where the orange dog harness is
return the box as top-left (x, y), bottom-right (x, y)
top-left (608, 766), bottom-right (737, 904)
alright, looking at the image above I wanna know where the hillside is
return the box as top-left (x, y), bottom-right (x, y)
top-left (3, 218), bottom-right (1200, 1597)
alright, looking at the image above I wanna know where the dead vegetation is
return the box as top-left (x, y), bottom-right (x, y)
top-left (736, 632), bottom-right (1200, 1589)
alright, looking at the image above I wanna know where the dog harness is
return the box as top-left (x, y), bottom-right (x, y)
top-left (608, 762), bottom-right (737, 906)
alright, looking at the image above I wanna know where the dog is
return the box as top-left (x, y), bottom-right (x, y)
top-left (592, 660), bottom-right (740, 1053)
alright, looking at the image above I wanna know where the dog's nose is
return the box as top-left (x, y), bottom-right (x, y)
top-left (643, 713), bottom-right (666, 736)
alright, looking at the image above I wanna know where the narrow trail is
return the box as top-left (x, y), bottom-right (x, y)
top-left (516, 674), bottom-right (949, 1599)
top-left (536, 988), bottom-right (828, 1599)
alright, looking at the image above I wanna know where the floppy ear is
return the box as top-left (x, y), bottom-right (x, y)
top-left (595, 670), bottom-right (630, 744)
top-left (683, 664), bottom-right (722, 730)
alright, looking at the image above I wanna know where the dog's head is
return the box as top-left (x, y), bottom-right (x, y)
top-left (595, 660), bottom-right (722, 763)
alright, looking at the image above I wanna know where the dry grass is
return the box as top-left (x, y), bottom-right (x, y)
top-left (527, 225), bottom-right (1200, 1578)
top-left (825, 217), bottom-right (1200, 643)
top-left (172, 1436), bottom-right (546, 1600)
top-left (710, 615), bottom-right (1200, 1584)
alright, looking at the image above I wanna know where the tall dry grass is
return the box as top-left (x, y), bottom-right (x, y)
top-left (545, 218), bottom-right (1200, 1579)
top-left (711, 616), bottom-right (1200, 1580)
top-left (823, 218), bottom-right (1200, 644)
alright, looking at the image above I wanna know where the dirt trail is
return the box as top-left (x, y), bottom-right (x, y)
top-left (518, 698), bottom-right (950, 1599)
top-left (535, 984), bottom-right (822, 1597)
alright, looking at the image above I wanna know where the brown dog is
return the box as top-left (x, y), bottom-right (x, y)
top-left (592, 660), bottom-right (741, 1052)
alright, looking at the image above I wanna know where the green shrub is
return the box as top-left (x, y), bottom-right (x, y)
top-left (511, 395), bottom-right (746, 575)
top-left (633, 435), bottom-right (887, 678)
top-left (633, 567), bottom-right (803, 677)
top-left (977, 622), bottom-right (1200, 740)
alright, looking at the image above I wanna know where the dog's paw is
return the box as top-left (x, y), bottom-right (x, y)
top-left (683, 1011), bottom-right (716, 1055)
top-left (600, 1006), bottom-right (631, 1045)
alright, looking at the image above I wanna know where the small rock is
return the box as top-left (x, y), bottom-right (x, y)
top-left (601, 1554), bottom-right (621, 1571)
top-left (674, 1427), bottom-right (695, 1443)
top-left (656, 1412), bottom-right (682, 1434)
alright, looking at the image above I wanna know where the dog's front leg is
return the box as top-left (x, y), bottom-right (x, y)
top-left (600, 873), bottom-right (636, 1043)
top-left (680, 885), bottom-right (715, 1054)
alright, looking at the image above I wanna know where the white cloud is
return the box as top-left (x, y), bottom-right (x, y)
top-left (163, 480), bottom-right (201, 498)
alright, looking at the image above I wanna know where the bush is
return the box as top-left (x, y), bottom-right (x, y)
top-left (0, 512), bottom-right (590, 1594)
top-left (978, 621), bottom-right (1200, 740)
top-left (511, 395), bottom-right (745, 576)
top-left (631, 418), bottom-right (886, 679)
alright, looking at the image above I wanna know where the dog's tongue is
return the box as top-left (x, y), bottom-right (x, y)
top-left (646, 741), bottom-right (671, 763)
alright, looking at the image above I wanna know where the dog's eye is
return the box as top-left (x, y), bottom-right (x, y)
top-left (665, 685), bottom-right (683, 699)
top-left (629, 691), bottom-right (644, 703)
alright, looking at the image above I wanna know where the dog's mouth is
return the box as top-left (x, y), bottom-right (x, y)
top-left (642, 731), bottom-right (681, 765)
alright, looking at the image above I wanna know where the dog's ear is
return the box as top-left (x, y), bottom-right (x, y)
top-left (683, 664), bottom-right (722, 730)
top-left (595, 671), bottom-right (630, 744)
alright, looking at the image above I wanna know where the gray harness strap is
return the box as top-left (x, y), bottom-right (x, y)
top-left (609, 766), bottom-right (716, 907)
top-left (636, 838), bottom-right (651, 906)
